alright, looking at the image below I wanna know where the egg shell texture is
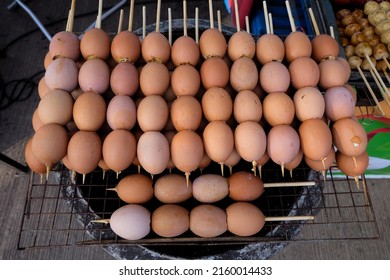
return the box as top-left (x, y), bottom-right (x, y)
top-left (171, 64), bottom-right (200, 97)
top-left (106, 95), bottom-right (137, 131)
top-left (139, 61), bottom-right (170, 96)
top-left (267, 125), bottom-right (300, 166)
top-left (189, 204), bottom-right (227, 238)
top-left (193, 174), bottom-right (229, 203)
top-left (293, 87), bottom-right (325, 122)
top-left (259, 61), bottom-right (290, 93)
top-left (229, 57), bottom-right (258, 92)
top-left (154, 174), bottom-right (193, 203)
top-left (228, 171), bottom-right (264, 201)
top-left (171, 36), bottom-right (200, 67)
top-left (152, 204), bottom-right (189, 238)
top-left (256, 34), bottom-right (285, 65)
top-left (45, 57), bottom-right (78, 92)
top-left (110, 62), bottom-right (139, 96)
top-left (170, 96), bottom-right (202, 131)
top-left (80, 28), bottom-right (111, 60)
top-left (110, 204), bottom-right (150, 240)
top-left (262, 92), bottom-right (295, 126)
top-left (115, 174), bottom-right (154, 204)
top-left (203, 121), bottom-right (234, 164)
top-left (110, 31), bottom-right (141, 63)
top-left (78, 58), bottom-right (110, 94)
top-left (137, 131), bottom-right (170, 175)
top-left (324, 86), bottom-right (356, 122)
top-left (137, 95), bottom-right (168, 132)
top-left (200, 57), bottom-right (230, 89)
top-left (38, 89), bottom-right (73, 126)
top-left (226, 202), bottom-right (265, 236)
top-left (234, 121), bottom-right (267, 162)
top-left (227, 31), bottom-right (256, 61)
top-left (49, 31), bottom-right (80, 61)
top-left (288, 57), bottom-right (320, 89)
top-left (233, 89), bottom-right (262, 123)
top-left (201, 87), bottom-right (233, 122)
top-left (73, 91), bottom-right (106, 131)
top-left (199, 28), bottom-right (227, 59)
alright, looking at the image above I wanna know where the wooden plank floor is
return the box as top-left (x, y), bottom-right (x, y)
top-left (1, 0), bottom-right (389, 260)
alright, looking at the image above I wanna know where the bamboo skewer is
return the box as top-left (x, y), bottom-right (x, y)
top-left (195, 7), bottom-right (199, 44)
top-left (142, 6), bottom-right (146, 39)
top-left (168, 8), bottom-right (172, 45)
top-left (128, 0), bottom-right (134, 32)
top-left (183, 0), bottom-right (187, 37)
top-left (263, 1), bottom-right (270, 34)
top-left (233, 0), bottom-right (240, 32)
top-left (95, 0), bottom-right (103, 29)
top-left (217, 10), bottom-right (222, 32)
top-left (156, 0), bottom-right (161, 32)
top-left (285, 0), bottom-right (296, 32)
top-left (308, 7), bottom-right (320, 36)
top-left (357, 66), bottom-right (386, 116)
top-left (93, 215), bottom-right (315, 225)
top-left (365, 53), bottom-right (390, 100)
top-left (369, 67), bottom-right (390, 108)
top-left (245, 16), bottom-right (250, 33)
top-left (208, 0), bottom-right (214, 29)
top-left (269, 13), bottom-right (274, 34)
top-left (117, 9), bottom-right (124, 34)
top-left (66, 0), bottom-right (76, 32)
top-left (264, 181), bottom-right (316, 188)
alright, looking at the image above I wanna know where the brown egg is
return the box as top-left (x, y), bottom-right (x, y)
top-left (102, 129), bottom-right (136, 173)
top-left (154, 174), bottom-right (193, 203)
top-left (171, 36), bottom-right (200, 66)
top-left (233, 89), bottom-right (262, 123)
top-left (171, 64), bottom-right (200, 97)
top-left (199, 152), bottom-right (212, 171)
top-left (137, 95), bottom-right (168, 132)
top-left (164, 131), bottom-right (176, 170)
top-left (193, 174), bottom-right (229, 203)
top-left (299, 119), bottom-right (332, 161)
top-left (190, 204), bottom-right (227, 238)
top-left (201, 87), bottom-right (233, 122)
top-left (199, 28), bottom-right (227, 59)
top-left (141, 31), bottom-right (170, 63)
top-left (318, 59), bottom-right (349, 89)
top-left (78, 58), bottom-right (110, 94)
top-left (44, 51), bottom-right (53, 70)
top-left (229, 57), bottom-right (258, 91)
top-left (115, 174), bottom-right (153, 204)
top-left (49, 31), bottom-right (80, 60)
top-left (37, 89), bottom-right (73, 126)
top-left (170, 96), bottom-right (202, 131)
top-left (289, 57), bottom-right (320, 89)
top-left (203, 121), bottom-right (234, 164)
top-left (293, 87), bottom-right (325, 122)
top-left (45, 57), bottom-right (78, 92)
top-left (32, 108), bottom-right (44, 132)
top-left (70, 87), bottom-right (84, 100)
top-left (200, 56), bottom-right (230, 89)
top-left (324, 86), bottom-right (355, 121)
top-left (98, 157), bottom-right (110, 173)
top-left (226, 202), bottom-right (265, 236)
top-left (139, 61), bottom-right (170, 96)
top-left (311, 34), bottom-right (340, 62)
top-left (152, 204), bottom-right (189, 237)
top-left (234, 121), bottom-right (267, 164)
top-left (224, 148), bottom-right (241, 173)
top-left (284, 31), bottom-right (312, 63)
top-left (256, 34), bottom-right (285, 64)
top-left (343, 83), bottom-right (357, 105)
top-left (331, 117), bottom-right (367, 157)
top-left (110, 62), bottom-right (139, 96)
top-left (80, 28), bottom-right (111, 60)
top-left (267, 125), bottom-right (300, 172)
top-left (25, 137), bottom-right (47, 176)
top-left (228, 171), bottom-right (264, 201)
top-left (259, 61), bottom-right (290, 93)
top-left (67, 131), bottom-right (101, 176)
top-left (262, 92), bottom-right (295, 126)
top-left (38, 76), bottom-right (50, 99)
top-left (171, 130), bottom-right (204, 178)
top-left (336, 57), bottom-right (351, 82)
top-left (31, 123), bottom-right (68, 170)
top-left (137, 131), bottom-right (170, 176)
top-left (106, 95), bottom-right (137, 130)
top-left (285, 149), bottom-right (304, 175)
top-left (304, 147), bottom-right (335, 174)
top-left (336, 150), bottom-right (369, 177)
top-left (110, 31), bottom-right (141, 63)
top-left (73, 91), bottom-right (106, 131)
top-left (61, 154), bottom-right (74, 172)
top-left (227, 31), bottom-right (256, 61)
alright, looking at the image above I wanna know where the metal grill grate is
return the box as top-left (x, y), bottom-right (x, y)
top-left (17, 161), bottom-right (380, 250)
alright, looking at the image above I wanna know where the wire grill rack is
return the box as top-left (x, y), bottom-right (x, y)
top-left (17, 160), bottom-right (380, 251)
